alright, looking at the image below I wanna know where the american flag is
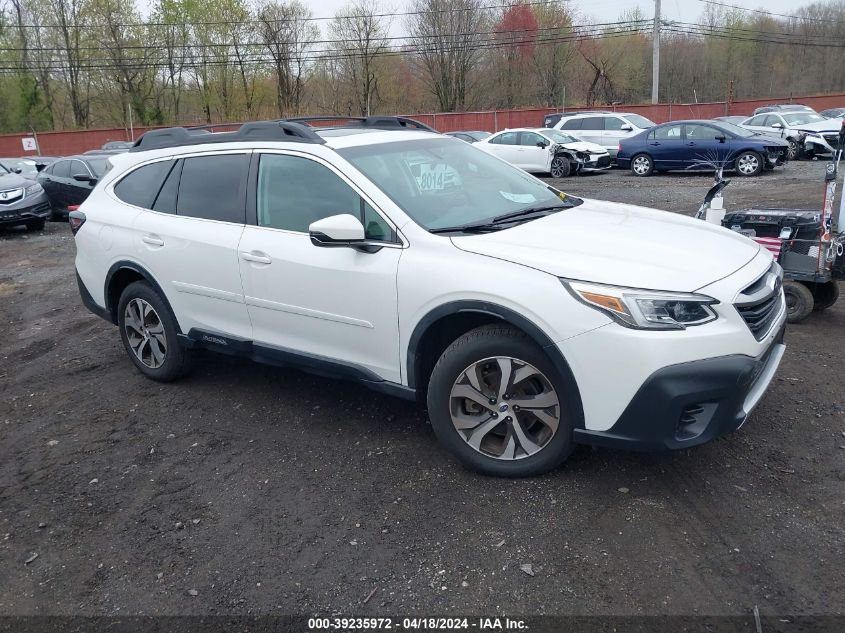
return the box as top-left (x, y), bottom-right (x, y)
top-left (753, 237), bottom-right (783, 258)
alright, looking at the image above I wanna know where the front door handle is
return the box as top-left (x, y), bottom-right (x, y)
top-left (142, 234), bottom-right (165, 247)
top-left (240, 251), bottom-right (272, 265)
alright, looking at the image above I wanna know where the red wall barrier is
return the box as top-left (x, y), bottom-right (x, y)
top-left (2, 93), bottom-right (843, 158)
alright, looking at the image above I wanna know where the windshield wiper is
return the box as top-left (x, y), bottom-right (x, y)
top-left (429, 203), bottom-right (568, 234)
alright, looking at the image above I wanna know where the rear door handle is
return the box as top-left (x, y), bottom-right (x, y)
top-left (240, 251), bottom-right (272, 265)
top-left (142, 234), bottom-right (165, 247)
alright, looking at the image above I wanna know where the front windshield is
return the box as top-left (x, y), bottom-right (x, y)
top-left (783, 112), bottom-right (826, 125)
top-left (542, 129), bottom-right (580, 144)
top-left (0, 162), bottom-right (9, 174)
top-left (338, 137), bottom-right (579, 232)
top-left (626, 114), bottom-right (656, 129)
top-left (1, 159), bottom-right (38, 176)
top-left (715, 121), bottom-right (755, 138)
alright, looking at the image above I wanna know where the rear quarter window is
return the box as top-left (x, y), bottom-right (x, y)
top-left (113, 161), bottom-right (173, 208)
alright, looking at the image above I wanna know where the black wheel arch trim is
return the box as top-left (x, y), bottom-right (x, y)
top-left (104, 260), bottom-right (180, 330)
top-left (406, 300), bottom-right (585, 428)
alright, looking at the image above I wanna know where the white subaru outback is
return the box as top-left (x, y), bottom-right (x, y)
top-left (70, 117), bottom-right (786, 477)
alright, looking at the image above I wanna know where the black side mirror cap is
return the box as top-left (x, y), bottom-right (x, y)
top-left (72, 173), bottom-right (96, 184)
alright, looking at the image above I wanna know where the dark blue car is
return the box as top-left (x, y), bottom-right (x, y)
top-left (617, 119), bottom-right (790, 177)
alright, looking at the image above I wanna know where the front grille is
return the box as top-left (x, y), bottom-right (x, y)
top-left (822, 133), bottom-right (839, 147)
top-left (735, 263), bottom-right (784, 341)
top-left (0, 188), bottom-right (24, 205)
top-left (0, 202), bottom-right (50, 221)
top-left (596, 155), bottom-right (612, 168)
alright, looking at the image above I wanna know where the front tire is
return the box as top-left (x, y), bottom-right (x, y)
top-left (735, 151), bottom-right (763, 177)
top-left (549, 156), bottom-right (571, 178)
top-left (426, 325), bottom-right (576, 477)
top-left (630, 154), bottom-right (653, 177)
top-left (786, 138), bottom-right (799, 161)
top-left (117, 281), bottom-right (191, 382)
top-left (25, 219), bottom-right (45, 231)
top-left (783, 280), bottom-right (814, 323)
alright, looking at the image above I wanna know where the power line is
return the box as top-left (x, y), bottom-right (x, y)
top-left (695, 0), bottom-right (845, 25)
top-left (9, 0), bottom-right (565, 30)
top-left (0, 27), bottom-right (651, 73)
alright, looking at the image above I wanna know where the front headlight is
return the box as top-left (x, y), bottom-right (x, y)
top-left (25, 183), bottom-right (42, 195)
top-left (563, 279), bottom-right (719, 330)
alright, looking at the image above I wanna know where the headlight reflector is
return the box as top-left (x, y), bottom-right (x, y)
top-left (563, 280), bottom-right (719, 330)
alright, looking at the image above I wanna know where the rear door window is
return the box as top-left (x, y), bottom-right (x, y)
top-left (579, 117), bottom-right (604, 130)
top-left (176, 154), bottom-right (249, 223)
top-left (114, 160), bottom-right (173, 209)
top-left (491, 132), bottom-right (518, 145)
top-left (52, 160), bottom-right (71, 178)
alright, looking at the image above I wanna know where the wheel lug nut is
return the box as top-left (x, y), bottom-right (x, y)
top-left (513, 405), bottom-right (520, 411)
top-left (489, 398), bottom-right (497, 404)
top-left (492, 413), bottom-right (498, 418)
top-left (505, 416), bottom-right (512, 422)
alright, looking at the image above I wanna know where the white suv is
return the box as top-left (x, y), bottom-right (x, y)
top-left (553, 112), bottom-right (656, 158)
top-left (71, 117), bottom-right (786, 477)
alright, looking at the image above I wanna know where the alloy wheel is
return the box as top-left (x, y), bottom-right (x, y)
top-left (786, 139), bottom-right (798, 160)
top-left (124, 298), bottom-right (167, 369)
top-left (550, 158), bottom-right (567, 178)
top-left (449, 356), bottom-right (560, 460)
top-left (632, 156), bottom-right (651, 175)
top-left (737, 153), bottom-right (760, 175)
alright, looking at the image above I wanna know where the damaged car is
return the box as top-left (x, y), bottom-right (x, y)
top-left (475, 128), bottom-right (611, 178)
top-left (618, 120), bottom-right (789, 177)
top-left (740, 109), bottom-right (841, 160)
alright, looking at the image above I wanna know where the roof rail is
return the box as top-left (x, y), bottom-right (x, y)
top-left (282, 115), bottom-right (439, 133)
top-left (130, 120), bottom-right (325, 152)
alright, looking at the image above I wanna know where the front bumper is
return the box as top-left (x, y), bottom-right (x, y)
top-left (803, 135), bottom-right (837, 156)
top-left (573, 323), bottom-right (785, 451)
top-left (580, 155), bottom-right (613, 172)
top-left (0, 191), bottom-right (51, 226)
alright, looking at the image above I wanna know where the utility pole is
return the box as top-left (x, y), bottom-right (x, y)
top-left (652, 0), bottom-right (661, 104)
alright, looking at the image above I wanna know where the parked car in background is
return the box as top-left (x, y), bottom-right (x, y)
top-left (542, 110), bottom-right (614, 129)
top-left (102, 141), bottom-right (134, 151)
top-left (0, 161), bottom-right (51, 231)
top-left (741, 109), bottom-right (841, 159)
top-left (476, 127), bottom-right (611, 177)
top-left (752, 104), bottom-right (815, 115)
top-left (553, 112), bottom-right (656, 158)
top-left (445, 131), bottom-right (491, 143)
top-left (617, 120), bottom-right (789, 177)
top-left (820, 107), bottom-right (845, 119)
top-left (714, 116), bottom-right (747, 125)
top-left (38, 155), bottom-right (111, 220)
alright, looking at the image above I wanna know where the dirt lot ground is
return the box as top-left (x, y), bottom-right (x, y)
top-left (1, 161), bottom-right (843, 620)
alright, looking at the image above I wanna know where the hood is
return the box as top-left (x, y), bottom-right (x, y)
top-left (557, 140), bottom-right (607, 154)
top-left (0, 171), bottom-right (35, 189)
top-left (794, 120), bottom-right (842, 134)
top-left (451, 199), bottom-right (761, 292)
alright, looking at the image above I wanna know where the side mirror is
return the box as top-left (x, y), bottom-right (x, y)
top-left (73, 173), bottom-right (96, 184)
top-left (12, 167), bottom-right (22, 174)
top-left (536, 141), bottom-right (548, 148)
top-left (715, 135), bottom-right (727, 143)
top-left (771, 123), bottom-right (784, 129)
top-left (309, 213), bottom-right (365, 247)
top-left (620, 124), bottom-right (634, 132)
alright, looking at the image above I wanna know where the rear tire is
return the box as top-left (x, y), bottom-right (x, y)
top-left (117, 281), bottom-right (191, 382)
top-left (783, 280), bottom-right (814, 323)
top-left (549, 156), bottom-right (571, 178)
top-left (631, 154), bottom-right (653, 177)
top-left (812, 281), bottom-right (839, 311)
top-left (735, 151), bottom-right (763, 177)
top-left (426, 324), bottom-right (576, 477)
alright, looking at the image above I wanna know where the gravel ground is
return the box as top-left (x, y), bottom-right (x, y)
top-left (1, 161), bottom-right (843, 619)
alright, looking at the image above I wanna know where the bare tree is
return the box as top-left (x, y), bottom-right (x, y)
top-left (256, 0), bottom-right (318, 117)
top-left (406, 0), bottom-right (487, 112)
top-left (330, 0), bottom-right (389, 116)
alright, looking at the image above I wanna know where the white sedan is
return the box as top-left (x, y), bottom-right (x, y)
top-left (475, 127), bottom-right (612, 177)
